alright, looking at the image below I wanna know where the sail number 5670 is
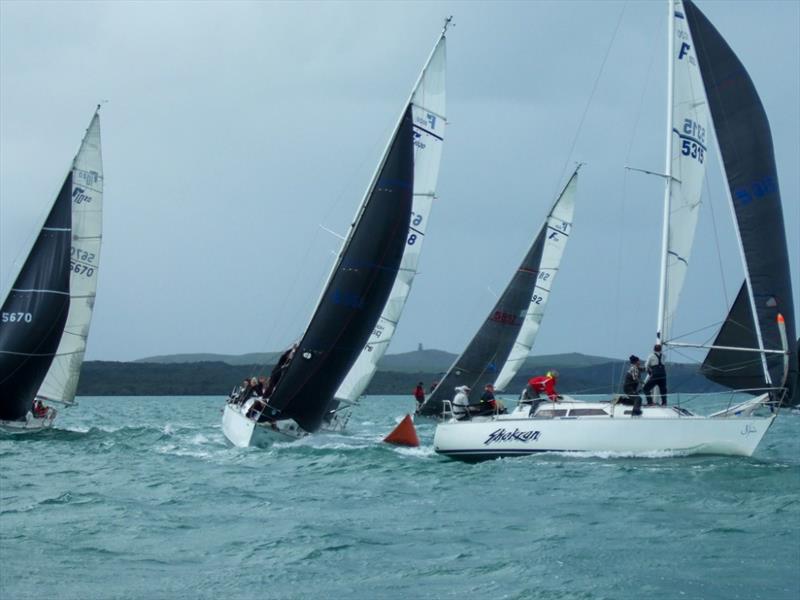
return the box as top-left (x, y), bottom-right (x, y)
top-left (1, 312), bottom-right (33, 323)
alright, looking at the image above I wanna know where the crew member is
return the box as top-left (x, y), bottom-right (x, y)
top-left (265, 343), bottom-right (297, 397)
top-left (452, 386), bottom-right (471, 420)
top-left (623, 355), bottom-right (643, 416)
top-left (413, 382), bottom-right (425, 408)
top-left (643, 344), bottom-right (668, 406)
top-left (528, 370), bottom-right (560, 401)
top-left (32, 399), bottom-right (48, 418)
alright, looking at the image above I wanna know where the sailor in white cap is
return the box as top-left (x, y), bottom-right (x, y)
top-left (452, 385), bottom-right (471, 420)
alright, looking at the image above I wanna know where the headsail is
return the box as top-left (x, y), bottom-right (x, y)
top-left (419, 168), bottom-right (579, 416)
top-left (657, 0), bottom-right (711, 342)
top-left (38, 111), bottom-right (103, 405)
top-left (493, 170), bottom-right (578, 391)
top-left (683, 0), bottom-right (797, 401)
top-left (700, 282), bottom-right (764, 391)
top-left (265, 109), bottom-right (415, 432)
top-left (0, 172), bottom-right (73, 420)
top-left (334, 24), bottom-right (448, 405)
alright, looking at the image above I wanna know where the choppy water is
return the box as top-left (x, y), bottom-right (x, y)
top-left (1, 395), bottom-right (798, 600)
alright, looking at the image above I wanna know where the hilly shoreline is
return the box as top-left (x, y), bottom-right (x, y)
top-left (77, 349), bottom-right (722, 396)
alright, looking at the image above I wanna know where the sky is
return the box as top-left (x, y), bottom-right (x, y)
top-left (1, 0), bottom-right (798, 365)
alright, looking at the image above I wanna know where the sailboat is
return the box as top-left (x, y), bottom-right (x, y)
top-left (418, 166), bottom-right (579, 417)
top-left (0, 109), bottom-right (104, 432)
top-left (434, 0), bottom-right (795, 460)
top-left (222, 21), bottom-right (452, 447)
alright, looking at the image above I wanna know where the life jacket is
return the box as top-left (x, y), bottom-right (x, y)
top-left (650, 353), bottom-right (666, 379)
top-left (528, 375), bottom-right (557, 399)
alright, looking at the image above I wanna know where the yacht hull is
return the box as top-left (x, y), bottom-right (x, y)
top-left (434, 403), bottom-right (775, 461)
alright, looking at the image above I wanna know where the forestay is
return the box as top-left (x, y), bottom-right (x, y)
top-left (494, 171), bottom-right (578, 391)
top-left (681, 0), bottom-right (797, 401)
top-left (419, 168), bottom-right (579, 416)
top-left (38, 112), bottom-right (103, 405)
top-left (658, 0), bottom-right (710, 342)
top-left (334, 28), bottom-right (448, 405)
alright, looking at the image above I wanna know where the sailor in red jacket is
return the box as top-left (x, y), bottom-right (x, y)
top-left (528, 370), bottom-right (560, 401)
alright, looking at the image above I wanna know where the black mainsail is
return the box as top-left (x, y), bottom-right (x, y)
top-left (683, 0), bottom-right (797, 403)
top-left (419, 169), bottom-right (579, 416)
top-left (0, 175), bottom-right (73, 421)
top-left (265, 108), bottom-right (415, 432)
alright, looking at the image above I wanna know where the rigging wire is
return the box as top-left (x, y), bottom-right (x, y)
top-left (554, 0), bottom-right (628, 194)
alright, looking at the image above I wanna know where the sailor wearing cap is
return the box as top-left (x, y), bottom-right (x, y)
top-left (452, 385), bottom-right (471, 420)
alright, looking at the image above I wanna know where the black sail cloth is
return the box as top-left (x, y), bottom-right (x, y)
top-left (0, 174), bottom-right (73, 420)
top-left (265, 108), bottom-right (415, 432)
top-left (684, 0), bottom-right (797, 403)
top-left (419, 222), bottom-right (547, 416)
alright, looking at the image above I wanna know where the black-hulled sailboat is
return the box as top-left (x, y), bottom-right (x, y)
top-left (222, 80), bottom-right (418, 447)
top-left (418, 167), bottom-right (579, 418)
top-left (0, 110), bottom-right (104, 432)
top-left (434, 0), bottom-right (795, 460)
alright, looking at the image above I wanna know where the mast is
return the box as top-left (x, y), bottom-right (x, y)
top-left (655, 0), bottom-right (675, 344)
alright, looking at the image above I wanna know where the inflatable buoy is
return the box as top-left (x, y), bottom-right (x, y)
top-left (383, 414), bottom-right (419, 447)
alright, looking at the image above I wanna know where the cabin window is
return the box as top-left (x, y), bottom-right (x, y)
top-left (537, 409), bottom-right (568, 417)
top-left (568, 408), bottom-right (608, 417)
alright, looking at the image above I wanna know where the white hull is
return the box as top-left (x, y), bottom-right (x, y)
top-left (434, 398), bottom-right (775, 461)
top-left (0, 408), bottom-right (57, 434)
top-left (221, 402), bottom-right (307, 448)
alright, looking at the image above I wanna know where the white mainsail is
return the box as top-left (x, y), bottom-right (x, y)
top-left (334, 30), bottom-right (447, 404)
top-left (493, 171), bottom-right (578, 391)
top-left (657, 0), bottom-right (710, 342)
top-left (37, 111), bottom-right (103, 404)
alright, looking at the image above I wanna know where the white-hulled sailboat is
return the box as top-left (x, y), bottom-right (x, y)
top-left (0, 109), bottom-right (104, 432)
top-left (222, 20), bottom-right (452, 447)
top-left (434, 0), bottom-right (795, 461)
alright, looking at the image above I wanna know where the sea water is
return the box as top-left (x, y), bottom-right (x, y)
top-left (1, 395), bottom-right (798, 600)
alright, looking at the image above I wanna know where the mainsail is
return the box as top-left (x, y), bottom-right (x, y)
top-left (38, 112), bottom-right (103, 405)
top-left (265, 108), bottom-right (415, 432)
top-left (334, 24), bottom-right (448, 405)
top-left (657, 0), bottom-right (711, 342)
top-left (419, 168), bottom-right (579, 416)
top-left (682, 0), bottom-right (797, 401)
top-left (0, 170), bottom-right (73, 420)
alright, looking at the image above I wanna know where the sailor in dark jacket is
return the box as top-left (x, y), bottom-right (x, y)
top-left (623, 355), bottom-right (643, 416)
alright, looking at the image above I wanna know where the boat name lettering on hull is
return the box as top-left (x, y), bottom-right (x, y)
top-left (484, 428), bottom-right (541, 445)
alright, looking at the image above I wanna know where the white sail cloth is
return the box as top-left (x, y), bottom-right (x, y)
top-left (493, 172), bottom-right (578, 391)
top-left (37, 113), bottom-right (103, 404)
top-left (335, 36), bottom-right (447, 403)
top-left (660, 0), bottom-right (710, 341)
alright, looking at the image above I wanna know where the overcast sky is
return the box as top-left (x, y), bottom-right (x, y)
top-left (1, 0), bottom-right (798, 365)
